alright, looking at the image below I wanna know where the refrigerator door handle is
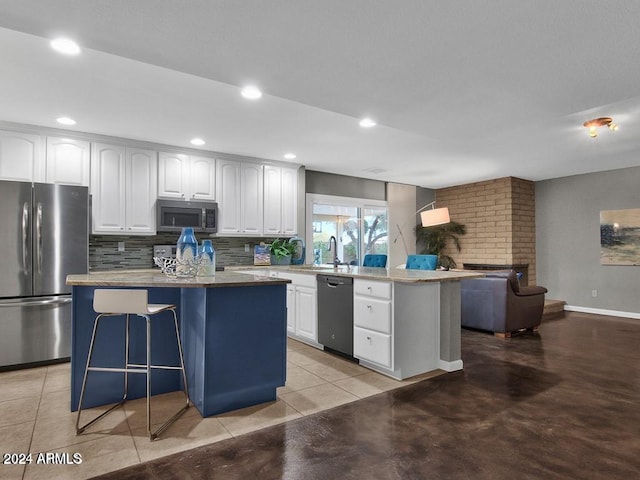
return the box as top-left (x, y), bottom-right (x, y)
top-left (0, 297), bottom-right (73, 308)
top-left (22, 202), bottom-right (29, 273)
top-left (36, 202), bottom-right (43, 275)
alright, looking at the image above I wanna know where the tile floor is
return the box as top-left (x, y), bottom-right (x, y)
top-left (0, 339), bottom-right (443, 480)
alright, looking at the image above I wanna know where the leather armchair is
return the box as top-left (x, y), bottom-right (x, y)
top-left (461, 270), bottom-right (547, 337)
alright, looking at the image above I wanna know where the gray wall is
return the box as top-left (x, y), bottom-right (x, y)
top-left (536, 165), bottom-right (640, 314)
top-left (306, 170), bottom-right (386, 200)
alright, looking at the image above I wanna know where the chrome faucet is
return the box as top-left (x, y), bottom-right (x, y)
top-left (327, 235), bottom-right (340, 266)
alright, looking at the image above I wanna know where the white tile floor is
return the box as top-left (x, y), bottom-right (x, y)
top-left (0, 339), bottom-right (444, 480)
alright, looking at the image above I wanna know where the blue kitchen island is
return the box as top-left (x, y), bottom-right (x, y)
top-left (66, 270), bottom-right (290, 417)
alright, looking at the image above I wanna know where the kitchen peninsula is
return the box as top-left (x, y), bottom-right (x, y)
top-left (66, 270), bottom-right (290, 417)
top-left (232, 265), bottom-right (483, 380)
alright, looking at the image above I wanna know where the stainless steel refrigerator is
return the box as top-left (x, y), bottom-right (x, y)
top-left (0, 180), bottom-right (88, 369)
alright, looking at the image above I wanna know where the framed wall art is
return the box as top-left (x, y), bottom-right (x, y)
top-left (600, 208), bottom-right (640, 265)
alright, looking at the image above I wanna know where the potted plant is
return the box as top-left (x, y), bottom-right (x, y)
top-left (269, 238), bottom-right (297, 265)
top-left (415, 221), bottom-right (466, 269)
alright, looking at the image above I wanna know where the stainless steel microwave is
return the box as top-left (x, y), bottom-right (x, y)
top-left (156, 199), bottom-right (217, 233)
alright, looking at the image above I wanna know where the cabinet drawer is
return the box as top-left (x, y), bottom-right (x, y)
top-left (354, 327), bottom-right (391, 368)
top-left (354, 297), bottom-right (391, 333)
top-left (354, 279), bottom-right (391, 299)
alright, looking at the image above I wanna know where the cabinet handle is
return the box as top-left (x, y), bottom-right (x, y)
top-left (366, 336), bottom-right (371, 341)
top-left (181, 193), bottom-right (185, 198)
top-left (367, 304), bottom-right (372, 310)
top-left (367, 286), bottom-right (372, 291)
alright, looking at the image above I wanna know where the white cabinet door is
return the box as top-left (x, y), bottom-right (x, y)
top-left (189, 156), bottom-right (216, 201)
top-left (157, 152), bottom-right (188, 199)
top-left (216, 160), bottom-right (242, 233)
top-left (295, 286), bottom-right (317, 342)
top-left (91, 143), bottom-right (126, 233)
top-left (286, 284), bottom-right (296, 334)
top-left (0, 130), bottom-right (44, 182)
top-left (241, 163), bottom-right (263, 234)
top-left (281, 166), bottom-right (298, 235)
top-left (263, 165), bottom-right (282, 235)
top-left (125, 148), bottom-right (157, 234)
top-left (46, 137), bottom-right (90, 186)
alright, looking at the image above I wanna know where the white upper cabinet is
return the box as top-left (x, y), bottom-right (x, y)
top-left (45, 137), bottom-right (90, 186)
top-left (189, 155), bottom-right (216, 201)
top-left (91, 143), bottom-right (157, 235)
top-left (216, 160), bottom-right (242, 234)
top-left (158, 153), bottom-right (215, 201)
top-left (241, 162), bottom-right (263, 235)
top-left (91, 143), bottom-right (126, 233)
top-left (264, 165), bottom-right (298, 236)
top-left (157, 152), bottom-right (187, 199)
top-left (125, 148), bottom-right (157, 234)
top-left (281, 166), bottom-right (298, 235)
top-left (216, 160), bottom-right (263, 235)
top-left (0, 130), bottom-right (44, 182)
top-left (263, 165), bottom-right (282, 235)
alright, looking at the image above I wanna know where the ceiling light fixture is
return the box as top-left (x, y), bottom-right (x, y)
top-left (50, 37), bottom-right (81, 55)
top-left (241, 86), bottom-right (262, 100)
top-left (359, 117), bottom-right (377, 128)
top-left (283, 153), bottom-right (296, 160)
top-left (56, 116), bottom-right (76, 125)
top-left (583, 117), bottom-right (619, 138)
top-left (190, 138), bottom-right (205, 146)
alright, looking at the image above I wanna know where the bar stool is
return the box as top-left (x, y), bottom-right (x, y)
top-left (76, 289), bottom-right (190, 440)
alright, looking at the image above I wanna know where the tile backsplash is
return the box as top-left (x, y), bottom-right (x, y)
top-left (90, 234), bottom-right (275, 271)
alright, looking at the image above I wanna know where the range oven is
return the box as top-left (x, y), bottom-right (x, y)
top-left (156, 199), bottom-right (217, 233)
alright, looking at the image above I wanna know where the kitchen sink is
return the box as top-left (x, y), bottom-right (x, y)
top-left (291, 264), bottom-right (341, 271)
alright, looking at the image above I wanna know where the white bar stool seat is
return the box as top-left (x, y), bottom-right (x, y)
top-left (76, 289), bottom-right (190, 440)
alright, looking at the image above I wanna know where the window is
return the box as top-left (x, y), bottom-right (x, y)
top-left (306, 194), bottom-right (388, 266)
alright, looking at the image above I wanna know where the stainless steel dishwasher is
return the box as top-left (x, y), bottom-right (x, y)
top-left (317, 274), bottom-right (354, 357)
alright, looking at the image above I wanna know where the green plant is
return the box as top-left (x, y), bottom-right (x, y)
top-left (268, 238), bottom-right (297, 259)
top-left (415, 221), bottom-right (466, 269)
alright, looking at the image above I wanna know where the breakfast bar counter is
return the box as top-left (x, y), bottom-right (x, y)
top-left (229, 265), bottom-right (484, 380)
top-left (66, 270), bottom-right (290, 417)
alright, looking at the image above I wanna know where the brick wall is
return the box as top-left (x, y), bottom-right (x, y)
top-left (435, 177), bottom-right (536, 284)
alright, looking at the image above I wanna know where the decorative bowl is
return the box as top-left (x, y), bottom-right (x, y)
top-left (153, 256), bottom-right (207, 277)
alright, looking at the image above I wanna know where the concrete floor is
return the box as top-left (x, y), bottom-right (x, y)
top-left (87, 311), bottom-right (640, 480)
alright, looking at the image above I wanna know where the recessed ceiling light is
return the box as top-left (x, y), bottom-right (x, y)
top-left (56, 116), bottom-right (76, 126)
top-left (190, 138), bottom-right (205, 146)
top-left (284, 153), bottom-right (297, 160)
top-left (359, 117), bottom-right (377, 128)
top-left (50, 37), bottom-right (81, 55)
top-left (241, 85), bottom-right (262, 100)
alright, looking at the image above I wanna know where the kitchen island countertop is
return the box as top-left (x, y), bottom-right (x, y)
top-left (66, 269), bottom-right (291, 288)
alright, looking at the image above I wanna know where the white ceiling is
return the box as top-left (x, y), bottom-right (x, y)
top-left (1, 0), bottom-right (640, 188)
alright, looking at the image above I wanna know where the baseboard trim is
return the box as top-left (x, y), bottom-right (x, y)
top-left (564, 305), bottom-right (640, 320)
top-left (438, 359), bottom-right (463, 372)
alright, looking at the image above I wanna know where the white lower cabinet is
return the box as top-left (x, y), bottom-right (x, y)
top-left (286, 284), bottom-right (296, 333)
top-left (271, 271), bottom-right (319, 346)
top-left (295, 286), bottom-right (317, 341)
